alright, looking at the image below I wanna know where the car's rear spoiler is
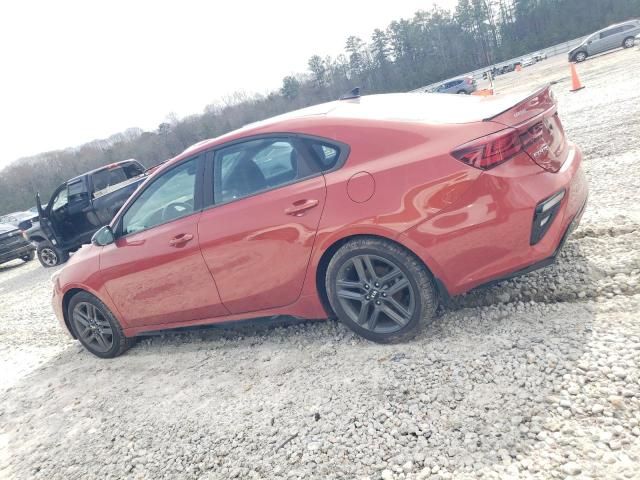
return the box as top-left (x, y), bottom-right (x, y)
top-left (483, 84), bottom-right (555, 126)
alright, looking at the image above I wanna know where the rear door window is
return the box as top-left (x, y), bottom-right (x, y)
top-left (600, 27), bottom-right (622, 38)
top-left (213, 137), bottom-right (319, 204)
top-left (304, 139), bottom-right (343, 171)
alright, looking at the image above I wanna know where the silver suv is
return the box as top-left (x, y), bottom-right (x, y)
top-left (433, 76), bottom-right (477, 95)
top-left (569, 20), bottom-right (640, 62)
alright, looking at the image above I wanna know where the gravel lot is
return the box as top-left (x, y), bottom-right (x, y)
top-left (1, 49), bottom-right (639, 480)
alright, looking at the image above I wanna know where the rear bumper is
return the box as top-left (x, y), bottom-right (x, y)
top-left (471, 193), bottom-right (586, 291)
top-left (0, 241), bottom-right (35, 264)
top-left (402, 143), bottom-right (588, 296)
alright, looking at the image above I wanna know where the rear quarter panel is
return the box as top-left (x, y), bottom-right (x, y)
top-left (284, 117), bottom-right (504, 295)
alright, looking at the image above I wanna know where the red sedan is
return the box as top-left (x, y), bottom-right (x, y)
top-left (51, 85), bottom-right (588, 357)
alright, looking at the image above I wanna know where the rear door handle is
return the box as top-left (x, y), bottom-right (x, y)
top-left (284, 199), bottom-right (319, 217)
top-left (168, 233), bottom-right (194, 247)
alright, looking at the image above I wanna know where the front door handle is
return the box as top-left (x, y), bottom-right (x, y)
top-left (284, 199), bottom-right (319, 217)
top-left (169, 233), bottom-right (194, 247)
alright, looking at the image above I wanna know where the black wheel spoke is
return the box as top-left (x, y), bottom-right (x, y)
top-left (352, 257), bottom-right (368, 283)
top-left (368, 307), bottom-right (381, 331)
top-left (94, 333), bottom-right (108, 350)
top-left (362, 256), bottom-right (378, 282)
top-left (385, 298), bottom-right (411, 320)
top-left (381, 304), bottom-right (409, 326)
top-left (387, 278), bottom-right (410, 295)
top-left (337, 289), bottom-right (364, 301)
top-left (378, 267), bottom-right (402, 285)
top-left (356, 303), bottom-right (369, 325)
top-left (75, 315), bottom-right (90, 328)
top-left (336, 280), bottom-right (362, 290)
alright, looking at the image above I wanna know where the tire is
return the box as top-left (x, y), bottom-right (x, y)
top-left (68, 291), bottom-right (134, 358)
top-left (457, 90), bottom-right (468, 94)
top-left (622, 37), bottom-right (635, 49)
top-left (574, 51), bottom-right (587, 63)
top-left (36, 241), bottom-right (68, 268)
top-left (325, 237), bottom-right (437, 344)
top-left (21, 250), bottom-right (35, 262)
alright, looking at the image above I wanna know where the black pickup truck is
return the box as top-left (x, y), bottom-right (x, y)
top-left (26, 159), bottom-right (147, 267)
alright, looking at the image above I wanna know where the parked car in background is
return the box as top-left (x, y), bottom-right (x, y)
top-left (0, 211), bottom-right (39, 231)
top-left (27, 159), bottom-right (147, 267)
top-left (51, 85), bottom-right (588, 357)
top-left (0, 223), bottom-right (35, 266)
top-left (533, 52), bottom-right (547, 62)
top-left (521, 57), bottom-right (536, 67)
top-left (569, 19), bottom-right (640, 62)
top-left (433, 76), bottom-right (476, 94)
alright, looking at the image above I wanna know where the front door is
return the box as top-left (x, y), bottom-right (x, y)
top-left (198, 136), bottom-right (326, 314)
top-left (100, 156), bottom-right (228, 328)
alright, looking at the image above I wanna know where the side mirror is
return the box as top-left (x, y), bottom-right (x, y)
top-left (587, 40), bottom-right (592, 45)
top-left (92, 226), bottom-right (115, 246)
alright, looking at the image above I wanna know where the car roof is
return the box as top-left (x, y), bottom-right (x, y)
top-left (153, 90), bottom-right (540, 175)
top-left (598, 19), bottom-right (639, 32)
top-left (68, 159), bottom-right (140, 183)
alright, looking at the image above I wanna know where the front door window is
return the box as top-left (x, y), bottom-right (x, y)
top-left (122, 158), bottom-right (197, 235)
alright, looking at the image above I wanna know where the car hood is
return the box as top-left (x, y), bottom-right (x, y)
top-left (569, 42), bottom-right (586, 53)
top-left (0, 223), bottom-right (19, 235)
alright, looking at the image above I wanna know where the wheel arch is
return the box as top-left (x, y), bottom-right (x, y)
top-left (314, 233), bottom-right (447, 316)
top-left (29, 235), bottom-right (47, 243)
top-left (61, 288), bottom-right (85, 339)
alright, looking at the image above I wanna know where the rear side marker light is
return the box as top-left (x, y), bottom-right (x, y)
top-left (531, 190), bottom-right (565, 245)
top-left (451, 128), bottom-right (522, 170)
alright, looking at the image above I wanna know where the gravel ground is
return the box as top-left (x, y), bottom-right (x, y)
top-left (1, 49), bottom-right (639, 480)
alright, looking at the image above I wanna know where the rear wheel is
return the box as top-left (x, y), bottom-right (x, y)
top-left (21, 251), bottom-right (35, 262)
top-left (36, 241), bottom-right (68, 268)
top-left (622, 37), bottom-right (635, 49)
top-left (457, 90), bottom-right (468, 94)
top-left (574, 51), bottom-right (587, 63)
top-left (326, 237), bottom-right (437, 343)
top-left (68, 291), bottom-right (134, 358)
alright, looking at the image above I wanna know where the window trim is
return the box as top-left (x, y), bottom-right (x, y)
top-left (201, 133), bottom-right (349, 210)
top-left (113, 154), bottom-right (204, 239)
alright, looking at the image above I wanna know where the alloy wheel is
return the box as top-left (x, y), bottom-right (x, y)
top-left (623, 38), bottom-right (634, 48)
top-left (40, 248), bottom-right (58, 266)
top-left (72, 302), bottom-right (114, 353)
top-left (335, 254), bottom-right (416, 334)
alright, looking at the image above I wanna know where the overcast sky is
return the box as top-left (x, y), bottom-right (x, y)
top-left (0, 0), bottom-right (457, 168)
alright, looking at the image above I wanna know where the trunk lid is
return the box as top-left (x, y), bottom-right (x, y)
top-left (486, 85), bottom-right (568, 172)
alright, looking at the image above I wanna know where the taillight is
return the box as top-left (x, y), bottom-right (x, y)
top-left (451, 129), bottom-right (522, 170)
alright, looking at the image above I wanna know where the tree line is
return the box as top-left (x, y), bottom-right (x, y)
top-left (1, 0), bottom-right (638, 213)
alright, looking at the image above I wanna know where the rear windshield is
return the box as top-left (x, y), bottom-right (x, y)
top-left (92, 162), bottom-right (144, 192)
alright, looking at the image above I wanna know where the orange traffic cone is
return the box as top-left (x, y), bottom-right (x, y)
top-left (569, 63), bottom-right (585, 92)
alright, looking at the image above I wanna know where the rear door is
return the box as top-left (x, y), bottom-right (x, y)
top-left (594, 27), bottom-right (622, 54)
top-left (198, 136), bottom-right (327, 314)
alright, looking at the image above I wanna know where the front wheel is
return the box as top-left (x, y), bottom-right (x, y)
top-left (574, 51), bottom-right (587, 63)
top-left (622, 37), bottom-right (635, 49)
top-left (326, 237), bottom-right (437, 343)
top-left (36, 241), bottom-right (68, 268)
top-left (68, 291), bottom-right (134, 358)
